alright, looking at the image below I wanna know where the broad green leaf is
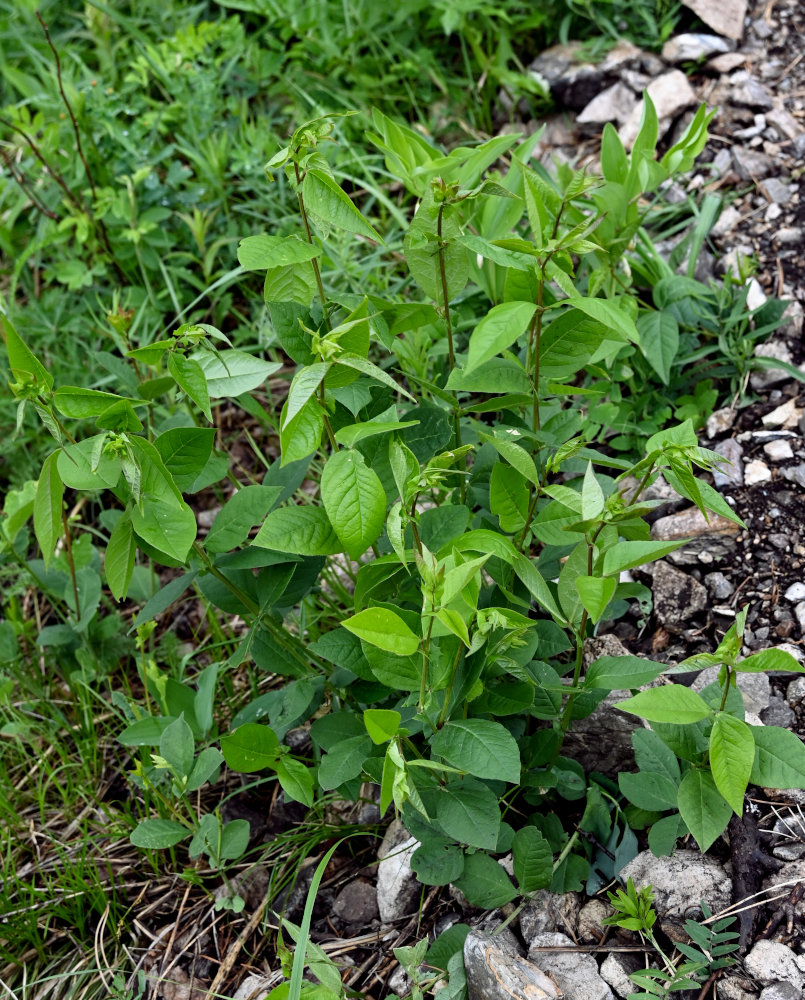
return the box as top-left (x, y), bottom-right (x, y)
top-left (280, 395), bottom-right (323, 465)
top-left (253, 506), bottom-right (339, 556)
top-left (284, 363), bottom-right (330, 428)
top-left (333, 353), bottom-right (415, 401)
top-left (676, 769), bottom-right (731, 852)
top-left (34, 451), bottom-right (63, 568)
top-left (221, 723), bottom-right (281, 773)
top-left (431, 719), bottom-right (521, 784)
top-left (57, 437), bottom-right (121, 491)
top-left (363, 709), bottom-right (401, 745)
top-left (614, 685), bottom-right (711, 724)
top-left (411, 840), bottom-right (465, 886)
top-left (131, 497), bottom-right (196, 563)
top-left (601, 540), bottom-right (685, 575)
top-left (618, 771), bottom-right (679, 811)
top-left (465, 301), bottom-right (536, 374)
top-left (710, 714), bottom-right (754, 815)
top-left (318, 735), bottom-right (372, 790)
top-left (303, 168), bottom-right (382, 241)
top-left (633, 729), bottom-right (681, 782)
top-left (52, 387), bottom-right (145, 419)
top-left (263, 261), bottom-right (317, 306)
top-left (489, 462), bottom-right (529, 533)
top-left (193, 349), bottom-right (281, 398)
top-left (480, 433), bottom-right (539, 486)
top-left (186, 747), bottom-right (224, 793)
top-left (205, 485), bottom-right (282, 554)
top-left (238, 234), bottom-right (322, 269)
top-left (453, 852), bottom-right (517, 907)
top-left (321, 450), bottom-right (386, 559)
top-left (220, 818), bottom-right (250, 860)
top-left (600, 124), bottom-right (628, 184)
top-left (335, 420), bottom-right (419, 447)
top-left (560, 296), bottom-right (639, 344)
top-left (637, 312), bottom-right (679, 384)
top-left (737, 648), bottom-right (805, 674)
top-left (275, 756), bottom-right (315, 807)
top-left (648, 813), bottom-right (686, 857)
top-left (2, 315), bottom-right (53, 392)
top-left (575, 576), bottom-right (615, 623)
top-left (581, 462), bottom-right (605, 520)
top-left (130, 818), bottom-right (189, 850)
top-left (751, 726), bottom-right (805, 789)
top-left (154, 427), bottom-right (216, 492)
top-left (512, 826), bottom-right (553, 893)
top-left (168, 354), bottom-right (212, 422)
top-left (585, 655), bottom-right (666, 691)
top-left (106, 512), bottom-right (136, 601)
top-left (342, 608), bottom-right (420, 656)
top-left (436, 779), bottom-right (501, 850)
top-left (160, 715), bottom-right (195, 779)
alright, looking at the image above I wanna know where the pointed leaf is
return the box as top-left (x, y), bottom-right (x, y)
top-left (710, 714), bottom-right (754, 815)
top-left (321, 450), bottom-right (386, 559)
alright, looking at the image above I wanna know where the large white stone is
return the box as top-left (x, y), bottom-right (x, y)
top-left (619, 71), bottom-right (697, 149)
top-left (681, 0), bottom-right (747, 40)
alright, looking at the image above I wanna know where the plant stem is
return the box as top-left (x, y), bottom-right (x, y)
top-left (531, 270), bottom-right (545, 435)
top-left (437, 642), bottom-right (464, 728)
top-left (61, 508), bottom-right (81, 623)
top-left (294, 161), bottom-right (329, 326)
top-left (437, 203), bottom-right (464, 481)
top-left (419, 610), bottom-right (436, 713)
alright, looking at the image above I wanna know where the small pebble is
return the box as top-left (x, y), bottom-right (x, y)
top-left (785, 582), bottom-right (805, 602)
top-left (764, 439), bottom-right (794, 461)
top-left (795, 603), bottom-right (805, 632)
top-left (744, 460), bottom-right (771, 485)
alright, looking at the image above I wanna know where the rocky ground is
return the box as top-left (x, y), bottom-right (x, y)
top-left (141, 2), bottom-right (805, 998)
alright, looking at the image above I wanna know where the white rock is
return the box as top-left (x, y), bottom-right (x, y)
top-left (692, 665), bottom-right (770, 714)
top-left (784, 582), bottom-right (805, 602)
top-left (706, 407), bottom-right (735, 437)
top-left (744, 940), bottom-right (805, 989)
top-left (376, 824), bottom-right (421, 923)
top-left (577, 82), bottom-right (637, 126)
top-left (712, 206), bottom-right (741, 238)
top-left (600, 954), bottom-right (641, 998)
top-left (746, 278), bottom-right (767, 311)
top-left (619, 71), bottom-right (697, 149)
top-left (761, 398), bottom-right (802, 429)
top-left (744, 460), bottom-right (772, 485)
top-left (794, 603), bottom-right (805, 632)
top-left (662, 33), bottom-right (734, 62)
top-left (465, 931), bottom-right (561, 1000)
top-left (619, 851), bottom-right (731, 940)
top-left (763, 438), bottom-right (794, 460)
top-left (681, 0), bottom-right (747, 40)
top-left (528, 933), bottom-right (614, 1000)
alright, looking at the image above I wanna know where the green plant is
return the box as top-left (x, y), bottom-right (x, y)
top-left (603, 882), bottom-right (739, 998)
top-left (4, 97), bottom-right (805, 999)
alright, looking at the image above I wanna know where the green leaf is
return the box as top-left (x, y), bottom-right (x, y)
top-left (453, 852), bottom-right (517, 908)
top-left (512, 826), bottom-right (553, 893)
top-left (676, 769), bottom-right (731, 852)
top-left (131, 498), bottom-right (196, 563)
top-left (601, 540), bottom-right (685, 575)
top-left (430, 719), bottom-right (521, 784)
top-left (220, 819), bottom-right (250, 860)
top-left (561, 296), bottom-right (639, 345)
top-left (637, 312), bottom-right (679, 384)
top-left (168, 354), bottom-right (212, 422)
top-left (614, 685), bottom-right (712, 724)
top-left (751, 726), bottom-right (805, 789)
top-left (154, 427), bottom-right (215, 492)
top-left (335, 420), bottom-right (419, 447)
top-left (205, 485), bottom-right (283, 554)
top-left (52, 386), bottom-right (145, 419)
top-left (281, 395), bottom-right (324, 465)
top-left (276, 756), bottom-right (315, 807)
top-left (284, 363), bottom-right (330, 428)
top-left (489, 463), bottom-right (529, 533)
top-left (710, 714), bottom-right (754, 815)
top-left (363, 709), bottom-right (401, 745)
top-left (253, 506), bottom-right (339, 556)
top-left (575, 576), bottom-right (615, 623)
top-left (633, 729), bottom-right (681, 783)
top-left (585, 655), bottom-right (666, 691)
top-left (737, 648), bottom-right (805, 674)
top-left (160, 715), bottom-right (195, 778)
top-left (193, 349), bottom-right (281, 398)
top-left (221, 722), bottom-right (281, 773)
top-left (465, 301), bottom-right (536, 374)
top-left (303, 169), bottom-right (382, 241)
top-left (618, 771), bottom-right (679, 811)
top-left (600, 124), bottom-right (628, 184)
top-left (321, 450), bottom-right (386, 559)
top-left (318, 735), bottom-right (372, 790)
top-left (238, 234), bottom-right (322, 270)
top-left (412, 839), bottom-right (466, 886)
top-left (480, 433), bottom-right (539, 486)
top-left (130, 818), bottom-right (189, 850)
top-left (342, 608), bottom-right (420, 656)
top-left (436, 779), bottom-right (501, 850)
top-left (34, 451), bottom-right (63, 569)
top-left (106, 512), bottom-right (136, 601)
top-left (2, 315), bottom-right (53, 392)
top-left (186, 747), bottom-right (223, 793)
top-left (648, 813), bottom-right (685, 857)
top-left (333, 353), bottom-right (415, 401)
